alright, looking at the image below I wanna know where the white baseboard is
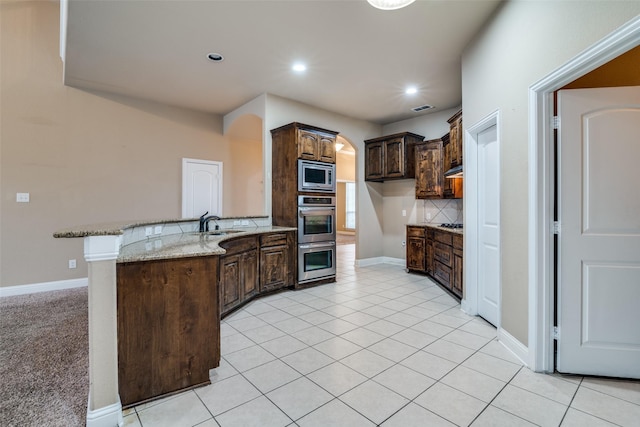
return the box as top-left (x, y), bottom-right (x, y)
top-left (0, 278), bottom-right (88, 297)
top-left (355, 256), bottom-right (404, 267)
top-left (86, 396), bottom-right (123, 427)
top-left (498, 327), bottom-right (530, 367)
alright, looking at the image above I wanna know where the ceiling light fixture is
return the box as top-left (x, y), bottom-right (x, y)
top-left (292, 62), bottom-right (307, 72)
top-left (405, 86), bottom-right (418, 95)
top-left (367, 0), bottom-right (416, 10)
top-left (206, 53), bottom-right (224, 62)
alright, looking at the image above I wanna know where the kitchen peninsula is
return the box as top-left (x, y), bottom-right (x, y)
top-left (54, 217), bottom-right (296, 423)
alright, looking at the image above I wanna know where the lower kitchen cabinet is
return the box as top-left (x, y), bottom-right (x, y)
top-left (406, 226), bottom-right (426, 272)
top-left (259, 231), bottom-right (296, 292)
top-left (116, 256), bottom-right (219, 407)
top-left (219, 236), bottom-right (259, 316)
top-left (406, 225), bottom-right (463, 299)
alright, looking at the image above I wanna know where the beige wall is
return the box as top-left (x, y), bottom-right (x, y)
top-left (461, 1), bottom-right (640, 345)
top-left (0, 1), bottom-right (259, 287)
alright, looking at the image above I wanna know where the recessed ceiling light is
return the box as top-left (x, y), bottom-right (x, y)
top-left (207, 53), bottom-right (224, 62)
top-left (292, 62), bottom-right (307, 73)
top-left (405, 86), bottom-right (418, 95)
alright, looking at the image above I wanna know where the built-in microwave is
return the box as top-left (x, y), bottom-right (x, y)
top-left (298, 160), bottom-right (336, 193)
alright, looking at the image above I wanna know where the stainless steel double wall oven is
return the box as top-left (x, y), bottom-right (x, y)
top-left (297, 161), bottom-right (337, 284)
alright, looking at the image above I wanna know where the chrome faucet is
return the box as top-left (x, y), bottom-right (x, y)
top-left (198, 212), bottom-right (220, 232)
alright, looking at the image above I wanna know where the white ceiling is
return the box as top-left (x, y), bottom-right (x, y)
top-left (64, 0), bottom-right (502, 125)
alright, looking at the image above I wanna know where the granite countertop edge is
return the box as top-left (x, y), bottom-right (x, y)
top-left (118, 226), bottom-right (296, 263)
top-left (406, 223), bottom-right (464, 235)
top-left (53, 216), bottom-right (269, 238)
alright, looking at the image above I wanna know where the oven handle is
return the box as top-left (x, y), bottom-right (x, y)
top-left (299, 241), bottom-right (336, 250)
top-left (298, 207), bottom-right (336, 217)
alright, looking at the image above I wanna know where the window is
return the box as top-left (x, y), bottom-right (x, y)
top-left (345, 182), bottom-right (356, 229)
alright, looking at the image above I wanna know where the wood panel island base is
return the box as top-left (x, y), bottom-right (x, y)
top-left (53, 219), bottom-right (297, 424)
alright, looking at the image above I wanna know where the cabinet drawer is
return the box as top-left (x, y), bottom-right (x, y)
top-left (433, 260), bottom-right (452, 288)
top-left (220, 236), bottom-right (257, 255)
top-left (434, 231), bottom-right (453, 246)
top-left (453, 234), bottom-right (463, 250)
top-left (260, 233), bottom-right (288, 247)
top-left (434, 242), bottom-right (453, 267)
top-left (407, 226), bottom-right (426, 238)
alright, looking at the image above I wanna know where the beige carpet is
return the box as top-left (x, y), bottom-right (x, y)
top-left (0, 288), bottom-right (88, 426)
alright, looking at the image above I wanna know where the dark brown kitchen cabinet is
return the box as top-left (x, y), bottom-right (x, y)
top-left (271, 122), bottom-right (338, 165)
top-left (271, 122), bottom-right (339, 228)
top-left (452, 234), bottom-right (463, 298)
top-left (442, 133), bottom-right (463, 199)
top-left (447, 109), bottom-right (463, 169)
top-left (406, 226), bottom-right (426, 272)
top-left (297, 128), bottom-right (337, 163)
top-left (415, 139), bottom-right (444, 199)
top-left (219, 236), bottom-right (259, 316)
top-left (117, 256), bottom-right (219, 407)
top-left (405, 225), bottom-right (462, 299)
top-left (364, 132), bottom-right (424, 182)
top-left (259, 231), bottom-right (296, 292)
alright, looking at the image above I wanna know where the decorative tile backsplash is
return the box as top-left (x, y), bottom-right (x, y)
top-left (422, 199), bottom-right (462, 224)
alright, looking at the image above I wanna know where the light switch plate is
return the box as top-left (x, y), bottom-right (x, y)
top-left (145, 227), bottom-right (153, 236)
top-left (16, 193), bottom-right (30, 203)
top-left (154, 226), bottom-right (162, 235)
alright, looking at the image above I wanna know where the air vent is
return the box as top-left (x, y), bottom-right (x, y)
top-left (411, 104), bottom-right (434, 112)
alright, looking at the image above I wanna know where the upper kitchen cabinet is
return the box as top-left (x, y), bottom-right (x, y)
top-left (445, 109), bottom-right (463, 173)
top-left (415, 139), bottom-right (444, 199)
top-left (297, 128), bottom-right (337, 163)
top-left (271, 122), bottom-right (339, 164)
top-left (364, 132), bottom-right (424, 182)
top-left (442, 133), bottom-right (463, 199)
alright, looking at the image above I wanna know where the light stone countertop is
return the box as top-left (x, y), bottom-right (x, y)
top-left (117, 226), bottom-right (296, 263)
top-left (53, 217), bottom-right (293, 263)
top-left (407, 223), bottom-right (464, 235)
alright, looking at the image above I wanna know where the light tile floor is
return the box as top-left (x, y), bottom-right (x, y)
top-left (125, 245), bottom-right (640, 427)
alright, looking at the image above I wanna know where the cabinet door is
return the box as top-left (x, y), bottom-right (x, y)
top-left (433, 260), bottom-right (453, 290)
top-left (415, 142), bottom-right (443, 199)
top-left (242, 249), bottom-right (259, 300)
top-left (260, 246), bottom-right (287, 291)
top-left (449, 122), bottom-right (459, 169)
top-left (383, 137), bottom-right (405, 178)
top-left (455, 116), bottom-right (463, 166)
top-left (407, 236), bottom-right (426, 272)
top-left (443, 139), bottom-right (454, 197)
top-left (365, 141), bottom-right (384, 181)
top-left (426, 230), bottom-right (434, 274)
top-left (220, 254), bottom-right (242, 314)
top-left (452, 248), bottom-right (463, 298)
top-left (317, 135), bottom-right (336, 163)
top-left (297, 129), bottom-right (319, 161)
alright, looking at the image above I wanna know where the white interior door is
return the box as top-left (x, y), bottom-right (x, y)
top-left (477, 124), bottom-right (500, 326)
top-left (557, 86), bottom-right (640, 379)
top-left (182, 158), bottom-right (223, 219)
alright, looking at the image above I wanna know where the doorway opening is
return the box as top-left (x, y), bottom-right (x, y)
top-left (335, 136), bottom-right (357, 247)
top-left (529, 16), bottom-right (640, 373)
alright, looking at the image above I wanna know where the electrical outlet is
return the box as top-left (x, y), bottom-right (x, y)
top-left (154, 225), bottom-right (162, 235)
top-left (402, 209), bottom-right (407, 217)
top-left (233, 220), bottom-right (241, 226)
top-left (68, 259), bottom-right (77, 269)
top-left (426, 212), bottom-right (432, 220)
top-left (241, 220), bottom-right (249, 226)
top-left (145, 227), bottom-right (153, 236)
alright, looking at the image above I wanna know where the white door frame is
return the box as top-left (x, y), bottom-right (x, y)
top-left (528, 16), bottom-right (640, 372)
top-left (462, 111), bottom-right (501, 329)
